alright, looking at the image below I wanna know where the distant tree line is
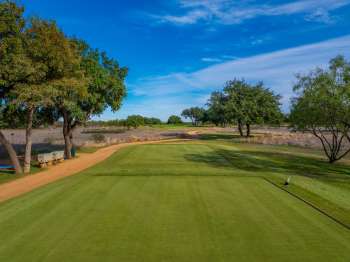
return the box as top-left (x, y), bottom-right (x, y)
top-left (0, 1), bottom-right (127, 174)
top-left (87, 115), bottom-right (162, 129)
top-left (88, 114), bottom-right (186, 128)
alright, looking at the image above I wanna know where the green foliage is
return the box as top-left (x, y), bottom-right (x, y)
top-left (290, 56), bottom-right (350, 163)
top-left (206, 79), bottom-right (283, 136)
top-left (144, 117), bottom-right (162, 125)
top-left (206, 91), bottom-right (230, 127)
top-left (75, 40), bottom-right (127, 120)
top-left (90, 133), bottom-right (106, 143)
top-left (87, 116), bottom-right (162, 128)
top-left (181, 107), bottom-right (206, 126)
top-left (126, 115), bottom-right (145, 129)
top-left (224, 79), bottom-right (282, 126)
top-left (167, 115), bottom-right (183, 125)
top-left (0, 1), bottom-right (28, 96)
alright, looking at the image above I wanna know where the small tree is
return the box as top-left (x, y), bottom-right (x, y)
top-left (126, 115), bottom-right (144, 129)
top-left (144, 117), bottom-right (162, 125)
top-left (290, 56), bottom-right (350, 163)
top-left (167, 115), bottom-right (182, 125)
top-left (181, 107), bottom-right (205, 126)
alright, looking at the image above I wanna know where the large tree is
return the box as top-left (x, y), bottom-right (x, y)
top-left (167, 115), bottom-right (182, 125)
top-left (0, 1), bottom-right (28, 174)
top-left (224, 79), bottom-right (282, 136)
top-left (7, 17), bottom-right (84, 173)
top-left (290, 56), bottom-right (350, 163)
top-left (57, 40), bottom-right (127, 158)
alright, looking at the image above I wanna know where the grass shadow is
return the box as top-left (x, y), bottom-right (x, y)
top-left (198, 133), bottom-right (241, 141)
top-left (184, 148), bottom-right (350, 179)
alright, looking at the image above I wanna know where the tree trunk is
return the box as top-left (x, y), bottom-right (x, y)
top-left (0, 131), bottom-right (23, 174)
top-left (329, 158), bottom-right (337, 164)
top-left (63, 132), bottom-right (72, 159)
top-left (24, 107), bottom-right (34, 173)
top-left (238, 120), bottom-right (244, 137)
top-left (62, 110), bottom-right (72, 159)
top-left (246, 124), bottom-right (251, 137)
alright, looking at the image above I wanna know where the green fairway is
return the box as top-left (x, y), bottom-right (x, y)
top-left (0, 142), bottom-right (350, 261)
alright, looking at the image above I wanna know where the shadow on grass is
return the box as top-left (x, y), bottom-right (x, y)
top-left (184, 148), bottom-right (350, 179)
top-left (198, 133), bottom-right (241, 140)
top-left (0, 169), bottom-right (15, 175)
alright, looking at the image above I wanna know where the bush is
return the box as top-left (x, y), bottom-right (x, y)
top-left (144, 117), bottom-right (162, 125)
top-left (167, 115), bottom-right (183, 124)
top-left (126, 115), bottom-right (144, 129)
top-left (90, 133), bottom-right (106, 143)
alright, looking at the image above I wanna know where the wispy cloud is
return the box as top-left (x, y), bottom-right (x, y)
top-left (201, 57), bottom-right (222, 63)
top-left (201, 55), bottom-right (240, 63)
top-left (124, 35), bottom-right (350, 119)
top-left (153, 0), bottom-right (350, 25)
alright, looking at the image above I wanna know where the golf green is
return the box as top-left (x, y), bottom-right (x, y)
top-left (0, 143), bottom-right (349, 261)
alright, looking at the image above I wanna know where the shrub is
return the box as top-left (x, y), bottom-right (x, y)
top-left (126, 115), bottom-right (145, 129)
top-left (167, 115), bottom-right (183, 125)
top-left (90, 133), bottom-right (106, 143)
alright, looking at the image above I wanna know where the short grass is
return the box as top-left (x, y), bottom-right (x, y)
top-left (0, 141), bottom-right (349, 261)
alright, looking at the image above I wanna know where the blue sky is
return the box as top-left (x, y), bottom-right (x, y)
top-left (21, 0), bottom-right (350, 120)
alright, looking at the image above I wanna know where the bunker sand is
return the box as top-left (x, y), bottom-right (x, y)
top-left (0, 139), bottom-right (182, 203)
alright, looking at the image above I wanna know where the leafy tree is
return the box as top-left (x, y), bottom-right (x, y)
top-left (206, 91), bottom-right (230, 127)
top-left (0, 9), bottom-right (84, 172)
top-left (15, 18), bottom-right (82, 172)
top-left (224, 79), bottom-right (282, 136)
top-left (144, 117), bottom-right (162, 125)
top-left (0, 1), bottom-right (28, 174)
top-left (126, 115), bottom-right (144, 129)
top-left (181, 107), bottom-right (205, 126)
top-left (290, 56), bottom-right (350, 163)
top-left (56, 40), bottom-right (127, 158)
top-left (167, 115), bottom-right (182, 125)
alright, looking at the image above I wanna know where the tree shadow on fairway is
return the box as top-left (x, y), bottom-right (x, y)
top-left (197, 133), bottom-right (241, 141)
top-left (184, 148), bottom-right (350, 179)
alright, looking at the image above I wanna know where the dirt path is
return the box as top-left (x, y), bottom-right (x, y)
top-left (0, 139), bottom-right (182, 203)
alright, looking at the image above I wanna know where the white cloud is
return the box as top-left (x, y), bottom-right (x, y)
top-left (201, 57), bottom-right (222, 63)
top-left (125, 34), bottom-right (350, 119)
top-left (154, 0), bottom-right (350, 25)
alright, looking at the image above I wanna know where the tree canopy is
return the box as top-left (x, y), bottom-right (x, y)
top-left (56, 39), bottom-right (127, 158)
top-left (167, 115), bottom-right (183, 125)
top-left (0, 1), bottom-right (128, 172)
top-left (181, 107), bottom-right (206, 126)
top-left (290, 56), bottom-right (350, 163)
top-left (205, 79), bottom-right (282, 136)
top-left (125, 115), bottom-right (145, 129)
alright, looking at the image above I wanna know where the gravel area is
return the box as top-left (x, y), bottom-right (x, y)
top-left (0, 127), bottom-right (188, 161)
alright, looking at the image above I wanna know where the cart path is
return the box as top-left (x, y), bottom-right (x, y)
top-left (0, 139), bottom-right (183, 203)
